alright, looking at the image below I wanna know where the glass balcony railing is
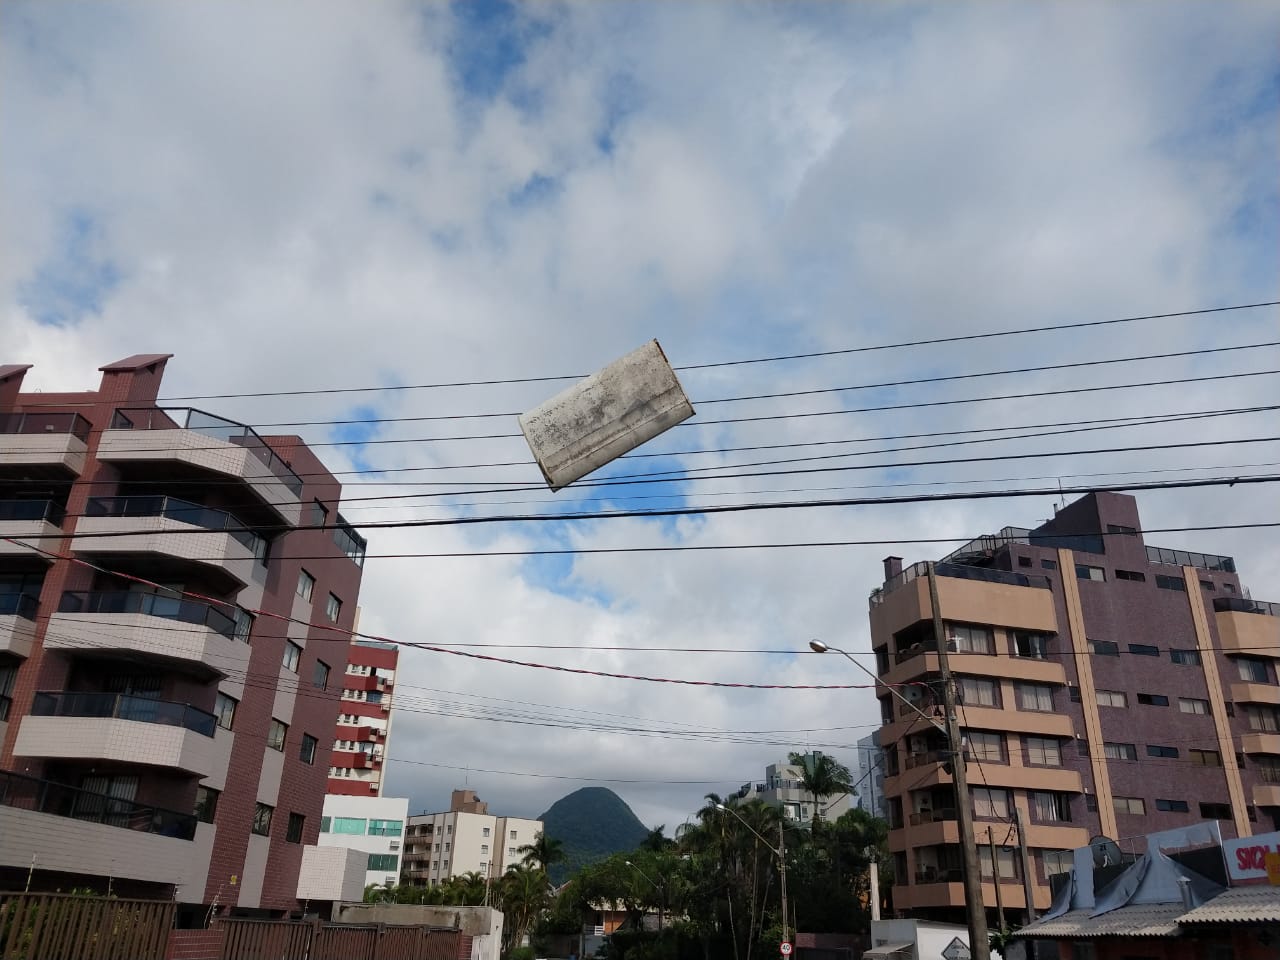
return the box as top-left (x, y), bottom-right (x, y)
top-left (0, 593), bottom-right (39, 619)
top-left (0, 412), bottom-right (92, 441)
top-left (0, 499), bottom-right (65, 525)
top-left (1146, 544), bottom-right (1236, 573)
top-left (85, 495), bottom-right (262, 554)
top-left (109, 407), bottom-right (304, 496)
top-left (31, 691), bottom-right (217, 738)
top-left (872, 560), bottom-right (1052, 604)
top-left (57, 590), bottom-right (244, 642)
top-left (0, 769), bottom-right (196, 840)
top-left (1213, 597), bottom-right (1280, 618)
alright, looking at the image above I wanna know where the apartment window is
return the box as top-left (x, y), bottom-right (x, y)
top-left (313, 660), bottom-right (330, 690)
top-left (958, 677), bottom-right (998, 708)
top-left (214, 692), bottom-right (238, 730)
top-left (1243, 704), bottom-right (1280, 732)
top-left (267, 719), bottom-right (288, 751)
top-left (252, 803), bottom-right (274, 836)
top-left (195, 786), bottom-right (219, 824)
top-left (300, 734), bottom-right (318, 765)
top-left (1085, 795), bottom-right (1099, 812)
top-left (1103, 742), bottom-right (1137, 761)
top-left (1189, 749), bottom-right (1222, 766)
top-left (1224, 582), bottom-right (1236, 594)
top-left (1179, 698), bottom-right (1210, 715)
top-left (444, 843), bottom-right (451, 853)
top-left (1088, 639), bottom-right (1119, 656)
top-left (1147, 745), bottom-right (1179, 759)
top-left (1026, 737), bottom-right (1062, 766)
top-left (1200, 802), bottom-right (1231, 821)
top-left (1137, 693), bottom-right (1169, 707)
top-left (233, 607), bottom-right (254, 642)
top-left (1155, 799), bottom-right (1190, 813)
top-left (1016, 683), bottom-right (1054, 713)
top-left (1017, 556), bottom-right (1032, 568)
top-left (311, 500), bottom-right (329, 526)
top-left (321, 817), bottom-right (332, 832)
top-left (334, 818), bottom-right (367, 835)
top-left (972, 787), bottom-right (1011, 820)
top-left (368, 854), bottom-right (399, 872)
top-left (283, 641), bottom-right (302, 673)
top-left (510, 830), bottom-right (517, 840)
top-left (947, 623), bottom-right (994, 655)
top-left (1013, 631), bottom-right (1051, 660)
top-left (483, 827), bottom-right (491, 838)
top-left (1114, 569), bottom-right (1146, 582)
top-left (1128, 643), bottom-right (1160, 657)
top-left (1075, 564), bottom-right (1106, 582)
top-left (326, 593), bottom-right (342, 622)
top-left (446, 825), bottom-right (453, 834)
top-left (979, 846), bottom-right (1018, 880)
top-left (1069, 686), bottom-right (1082, 702)
top-left (334, 517), bottom-right (367, 566)
top-left (296, 569), bottom-right (315, 601)
top-left (1236, 658), bottom-right (1271, 684)
top-left (1031, 791), bottom-right (1071, 823)
top-left (1042, 849), bottom-right (1072, 879)
top-left (508, 847), bottom-right (516, 857)
top-left (1155, 574), bottom-right (1186, 592)
top-left (368, 820), bottom-right (403, 837)
top-left (1113, 796), bottom-right (1145, 815)
top-left (1257, 758), bottom-right (1280, 783)
top-left (967, 731), bottom-right (1004, 763)
top-left (480, 844), bottom-right (489, 854)
top-left (1075, 737), bottom-right (1090, 757)
top-left (1041, 558), bottom-right (1058, 571)
top-left (286, 813), bottom-right (305, 844)
top-left (1200, 579), bottom-right (1215, 591)
top-left (1170, 649), bottom-right (1201, 666)
top-left (1106, 523), bottom-right (1137, 536)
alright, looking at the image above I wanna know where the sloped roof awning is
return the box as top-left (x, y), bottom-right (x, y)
top-left (1178, 886), bottom-right (1280, 925)
top-left (1014, 904), bottom-right (1186, 939)
top-left (862, 943), bottom-right (913, 958)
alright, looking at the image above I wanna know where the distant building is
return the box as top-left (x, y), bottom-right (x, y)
top-left (734, 754), bottom-right (855, 822)
top-left (318, 794), bottom-right (410, 890)
top-left (329, 639), bottom-right (398, 796)
top-left (856, 732), bottom-right (888, 819)
top-left (402, 790), bottom-right (542, 885)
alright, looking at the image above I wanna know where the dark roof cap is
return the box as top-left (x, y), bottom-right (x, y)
top-left (98, 354), bottom-right (173, 372)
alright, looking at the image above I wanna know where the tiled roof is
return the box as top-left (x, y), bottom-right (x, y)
top-left (1178, 886), bottom-right (1280, 925)
top-left (1015, 904), bottom-right (1186, 939)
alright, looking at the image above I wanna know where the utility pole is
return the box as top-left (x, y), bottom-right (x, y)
top-left (987, 828), bottom-right (1005, 932)
top-left (927, 562), bottom-right (990, 960)
top-left (778, 820), bottom-right (790, 948)
top-left (1014, 806), bottom-right (1037, 924)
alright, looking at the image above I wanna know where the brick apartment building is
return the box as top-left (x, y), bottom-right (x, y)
top-left (329, 639), bottom-right (399, 796)
top-left (872, 491), bottom-right (1279, 928)
top-left (0, 355), bottom-right (368, 917)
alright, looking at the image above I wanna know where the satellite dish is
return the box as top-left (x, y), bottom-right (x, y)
top-left (1089, 835), bottom-right (1122, 868)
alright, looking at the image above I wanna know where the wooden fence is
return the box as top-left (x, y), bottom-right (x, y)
top-left (220, 919), bottom-right (465, 960)
top-left (0, 891), bottom-right (175, 960)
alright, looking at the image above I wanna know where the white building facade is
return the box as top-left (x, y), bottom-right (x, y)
top-left (402, 790), bottom-right (542, 885)
top-left (732, 754), bottom-right (855, 822)
top-left (317, 793), bottom-right (410, 890)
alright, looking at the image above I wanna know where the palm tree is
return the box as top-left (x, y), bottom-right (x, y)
top-left (640, 825), bottom-right (674, 852)
top-left (497, 863), bottom-right (551, 954)
top-left (788, 751), bottom-right (854, 828)
top-left (517, 832), bottom-right (565, 873)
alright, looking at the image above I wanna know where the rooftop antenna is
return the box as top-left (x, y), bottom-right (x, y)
top-left (1057, 478), bottom-right (1067, 511)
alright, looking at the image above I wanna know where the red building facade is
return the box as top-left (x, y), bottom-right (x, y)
top-left (328, 640), bottom-right (398, 797)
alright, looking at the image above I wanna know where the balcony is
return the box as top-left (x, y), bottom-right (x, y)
top-left (1215, 597), bottom-right (1280, 657)
top-left (1255, 784), bottom-right (1280, 808)
top-left (1241, 732), bottom-right (1280, 755)
top-left (14, 691), bottom-right (223, 777)
top-left (0, 592), bottom-right (38, 658)
top-left (870, 562), bottom-right (1057, 639)
top-left (98, 408), bottom-right (303, 525)
top-left (0, 499), bottom-right (64, 558)
top-left (0, 412), bottom-right (89, 478)
top-left (0, 768), bottom-right (196, 839)
top-left (885, 650), bottom-right (1066, 688)
top-left (1147, 544), bottom-right (1235, 573)
top-left (1231, 682), bottom-right (1280, 706)
top-left (73, 496), bottom-right (264, 589)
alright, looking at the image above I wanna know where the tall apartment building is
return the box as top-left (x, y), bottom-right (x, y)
top-left (732, 754), bottom-right (855, 822)
top-left (0, 356), bottom-right (368, 918)
top-left (872, 491), bottom-right (1279, 928)
top-left (855, 731), bottom-right (888, 819)
top-left (401, 789), bottom-right (542, 885)
top-left (329, 639), bottom-right (398, 796)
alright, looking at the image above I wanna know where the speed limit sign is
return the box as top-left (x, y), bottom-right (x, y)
top-left (780, 943), bottom-right (793, 956)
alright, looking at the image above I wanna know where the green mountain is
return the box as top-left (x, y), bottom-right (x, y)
top-left (539, 787), bottom-right (650, 885)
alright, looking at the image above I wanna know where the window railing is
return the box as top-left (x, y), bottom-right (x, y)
top-left (905, 751), bottom-right (947, 770)
top-left (0, 412), bottom-right (92, 441)
top-left (58, 590), bottom-right (242, 641)
top-left (0, 768), bottom-right (196, 840)
top-left (1258, 766), bottom-right (1280, 785)
top-left (1146, 544), bottom-right (1236, 573)
top-left (1214, 597), bottom-right (1280, 618)
top-left (0, 499), bottom-right (65, 525)
top-left (914, 867), bottom-right (964, 884)
top-left (109, 407), bottom-right (304, 496)
top-left (0, 593), bottom-right (39, 619)
top-left (872, 560), bottom-right (1051, 604)
top-left (909, 808), bottom-right (958, 826)
top-left (85, 495), bottom-right (261, 554)
top-left (31, 691), bottom-right (217, 738)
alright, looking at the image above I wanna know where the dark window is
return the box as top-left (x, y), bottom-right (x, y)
top-left (1155, 799), bottom-right (1189, 813)
top-left (1017, 556), bottom-right (1032, 568)
top-left (368, 853), bottom-right (399, 871)
top-left (252, 803), bottom-right (273, 836)
top-left (286, 812), bottom-right (305, 844)
top-left (334, 516), bottom-right (367, 566)
top-left (283, 641), bottom-right (302, 673)
top-left (311, 500), bottom-right (329, 527)
top-left (233, 608), bottom-right (254, 642)
top-left (1069, 686), bottom-right (1082, 702)
top-left (195, 786), bottom-right (219, 824)
top-left (1137, 693), bottom-right (1169, 707)
top-left (300, 734), bottom-right (318, 765)
top-left (296, 569), bottom-right (315, 601)
top-left (1155, 574), bottom-right (1187, 592)
top-left (1236, 658), bottom-right (1271, 684)
top-left (1104, 742), bottom-right (1137, 761)
top-left (1085, 794), bottom-right (1099, 812)
top-left (1189, 749), bottom-right (1221, 766)
top-left (1014, 631), bottom-right (1051, 660)
top-left (214, 692), bottom-right (238, 730)
top-left (1076, 564), bottom-right (1106, 582)
top-left (1041, 558), bottom-right (1058, 571)
top-left (1225, 702), bottom-right (1236, 718)
top-left (1147, 745), bottom-right (1179, 759)
top-left (325, 593), bottom-right (342, 623)
top-left (1115, 569), bottom-right (1146, 582)
top-left (268, 719), bottom-right (288, 751)
top-left (1075, 737), bottom-right (1090, 757)
top-left (1247, 805), bottom-right (1258, 823)
top-left (1170, 649), bottom-right (1201, 666)
top-left (1106, 523), bottom-right (1137, 536)
top-left (1089, 639), bottom-right (1120, 656)
top-left (313, 660), bottom-right (330, 690)
top-left (1200, 579), bottom-right (1215, 591)
top-left (1128, 643), bottom-right (1160, 657)
top-left (1224, 582), bottom-right (1236, 594)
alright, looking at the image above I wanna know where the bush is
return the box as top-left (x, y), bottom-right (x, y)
top-left (509, 946), bottom-right (538, 960)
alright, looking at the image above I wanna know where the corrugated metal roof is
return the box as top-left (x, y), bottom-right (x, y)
top-left (1177, 885), bottom-right (1280, 925)
top-left (1015, 904), bottom-right (1186, 939)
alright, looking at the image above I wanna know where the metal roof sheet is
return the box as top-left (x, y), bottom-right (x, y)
top-left (1177, 885), bottom-right (1280, 925)
top-left (1015, 904), bottom-right (1186, 939)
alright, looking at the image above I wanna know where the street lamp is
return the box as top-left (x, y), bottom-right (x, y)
top-left (714, 803), bottom-right (790, 948)
top-left (623, 860), bottom-right (665, 931)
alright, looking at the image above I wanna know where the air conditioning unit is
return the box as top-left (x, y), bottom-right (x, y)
top-left (390, 840), bottom-right (401, 850)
